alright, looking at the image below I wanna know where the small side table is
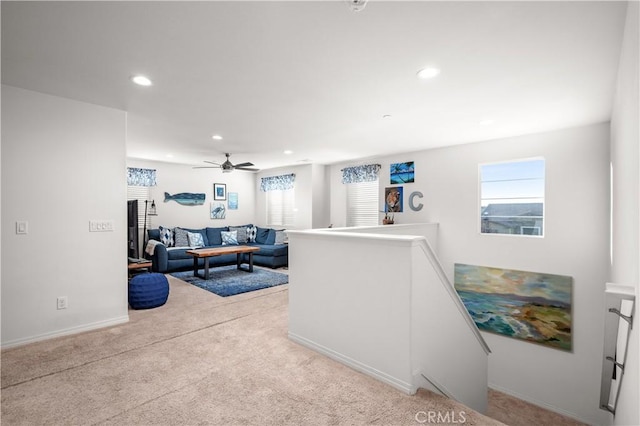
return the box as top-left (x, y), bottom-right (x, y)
top-left (128, 259), bottom-right (152, 277)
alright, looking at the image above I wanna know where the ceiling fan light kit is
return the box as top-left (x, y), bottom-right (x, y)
top-left (346, 0), bottom-right (368, 13)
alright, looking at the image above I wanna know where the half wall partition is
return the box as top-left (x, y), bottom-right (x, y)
top-left (287, 223), bottom-right (491, 413)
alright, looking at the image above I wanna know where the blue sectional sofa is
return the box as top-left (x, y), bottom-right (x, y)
top-left (146, 225), bottom-right (288, 273)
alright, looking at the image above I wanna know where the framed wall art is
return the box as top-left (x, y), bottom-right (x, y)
top-left (210, 202), bottom-right (226, 219)
top-left (385, 186), bottom-right (403, 212)
top-left (390, 161), bottom-right (415, 184)
top-left (454, 263), bottom-right (572, 351)
top-left (213, 183), bottom-right (226, 201)
top-left (228, 192), bottom-right (238, 210)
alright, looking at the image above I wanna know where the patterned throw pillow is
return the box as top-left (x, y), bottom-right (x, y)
top-left (275, 230), bottom-right (287, 245)
top-left (246, 226), bottom-right (257, 243)
top-left (229, 226), bottom-right (248, 244)
top-left (221, 230), bottom-right (239, 245)
top-left (173, 228), bottom-right (190, 247)
top-left (159, 226), bottom-right (174, 247)
top-left (187, 232), bottom-right (205, 248)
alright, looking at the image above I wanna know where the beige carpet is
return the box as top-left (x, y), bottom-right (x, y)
top-left (2, 273), bottom-right (584, 425)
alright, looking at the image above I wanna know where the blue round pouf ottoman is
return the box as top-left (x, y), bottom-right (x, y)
top-left (129, 273), bottom-right (169, 309)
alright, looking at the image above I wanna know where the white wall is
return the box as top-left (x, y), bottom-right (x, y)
top-left (126, 159), bottom-right (256, 231)
top-left (329, 123), bottom-right (611, 424)
top-left (311, 164), bottom-right (331, 229)
top-left (610, 1), bottom-right (639, 424)
top-left (1, 86), bottom-right (128, 347)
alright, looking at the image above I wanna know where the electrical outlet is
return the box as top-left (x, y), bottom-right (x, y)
top-left (57, 296), bottom-right (68, 310)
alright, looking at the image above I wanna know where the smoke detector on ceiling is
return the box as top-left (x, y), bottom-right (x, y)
top-left (346, 0), bottom-right (368, 12)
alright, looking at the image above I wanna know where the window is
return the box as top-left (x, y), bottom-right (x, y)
top-left (267, 188), bottom-right (295, 227)
top-left (127, 186), bottom-right (151, 229)
top-left (342, 163), bottom-right (380, 227)
top-left (346, 180), bottom-right (379, 227)
top-left (480, 158), bottom-right (545, 236)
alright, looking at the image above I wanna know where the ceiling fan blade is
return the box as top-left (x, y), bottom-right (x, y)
top-left (193, 166), bottom-right (221, 169)
top-left (233, 162), bottom-right (254, 168)
top-left (204, 161), bottom-right (221, 166)
top-left (235, 167), bottom-right (260, 171)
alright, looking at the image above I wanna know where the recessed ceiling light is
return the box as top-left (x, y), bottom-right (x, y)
top-left (480, 119), bottom-right (494, 126)
top-left (416, 67), bottom-right (440, 79)
top-left (284, 150), bottom-right (293, 155)
top-left (212, 135), bottom-right (223, 140)
top-left (382, 114), bottom-right (392, 119)
top-left (131, 75), bottom-right (152, 86)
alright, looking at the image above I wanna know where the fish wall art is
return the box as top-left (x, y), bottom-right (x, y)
top-left (164, 192), bottom-right (206, 206)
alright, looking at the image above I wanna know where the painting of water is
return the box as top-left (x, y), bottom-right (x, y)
top-left (390, 162), bottom-right (415, 184)
top-left (454, 263), bottom-right (572, 351)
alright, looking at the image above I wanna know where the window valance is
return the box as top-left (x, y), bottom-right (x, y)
top-left (260, 173), bottom-right (296, 192)
top-left (341, 164), bottom-right (381, 184)
top-left (127, 167), bottom-right (157, 187)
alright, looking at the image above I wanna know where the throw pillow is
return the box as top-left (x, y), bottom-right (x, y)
top-left (187, 232), bottom-right (205, 248)
top-left (275, 230), bottom-right (287, 245)
top-left (221, 230), bottom-right (239, 245)
top-left (229, 226), bottom-right (248, 244)
top-left (159, 226), bottom-right (174, 247)
top-left (184, 228), bottom-right (209, 246)
top-left (246, 226), bottom-right (257, 243)
top-left (173, 227), bottom-right (190, 247)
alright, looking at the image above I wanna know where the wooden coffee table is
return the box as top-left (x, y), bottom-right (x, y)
top-left (185, 246), bottom-right (261, 280)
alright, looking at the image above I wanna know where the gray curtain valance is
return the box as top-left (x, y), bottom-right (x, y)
top-left (127, 167), bottom-right (157, 186)
top-left (260, 173), bottom-right (296, 192)
top-left (341, 164), bottom-right (381, 184)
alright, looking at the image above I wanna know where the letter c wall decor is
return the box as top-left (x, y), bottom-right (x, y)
top-left (409, 191), bottom-right (424, 211)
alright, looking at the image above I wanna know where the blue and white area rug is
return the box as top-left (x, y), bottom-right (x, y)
top-left (171, 265), bottom-right (288, 297)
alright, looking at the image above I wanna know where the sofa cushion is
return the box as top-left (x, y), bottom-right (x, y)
top-left (206, 227), bottom-right (228, 246)
top-left (167, 247), bottom-right (191, 260)
top-left (148, 228), bottom-right (161, 242)
top-left (159, 226), bottom-right (174, 247)
top-left (247, 243), bottom-right (288, 257)
top-left (173, 227), bottom-right (190, 247)
top-left (266, 229), bottom-right (276, 245)
top-left (183, 228), bottom-right (209, 246)
top-left (228, 226), bottom-right (248, 244)
top-left (187, 232), bottom-right (205, 248)
top-left (255, 227), bottom-right (270, 244)
top-left (221, 230), bottom-right (239, 245)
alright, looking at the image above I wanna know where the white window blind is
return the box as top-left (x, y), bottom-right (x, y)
top-left (127, 186), bottom-right (151, 229)
top-left (346, 180), bottom-right (378, 227)
top-left (267, 188), bottom-right (295, 227)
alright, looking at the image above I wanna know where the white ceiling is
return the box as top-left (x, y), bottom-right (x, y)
top-left (1, 1), bottom-right (628, 171)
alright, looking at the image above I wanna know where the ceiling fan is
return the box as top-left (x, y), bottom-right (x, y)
top-left (193, 153), bottom-right (259, 173)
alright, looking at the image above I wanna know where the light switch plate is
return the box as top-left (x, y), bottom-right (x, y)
top-left (89, 220), bottom-right (114, 232)
top-left (16, 221), bottom-right (28, 234)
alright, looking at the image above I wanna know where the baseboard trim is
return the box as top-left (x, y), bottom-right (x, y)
top-left (1, 315), bottom-right (130, 349)
top-left (488, 383), bottom-right (590, 425)
top-left (288, 332), bottom-right (414, 394)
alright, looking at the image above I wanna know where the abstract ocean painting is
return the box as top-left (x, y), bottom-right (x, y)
top-left (454, 263), bottom-right (572, 351)
top-left (390, 162), bottom-right (415, 184)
